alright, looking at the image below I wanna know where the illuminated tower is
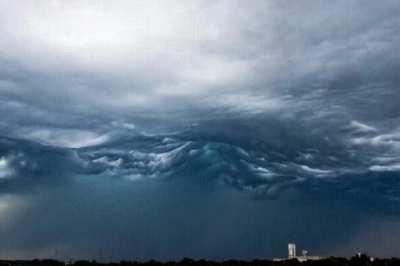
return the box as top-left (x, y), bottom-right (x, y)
top-left (288, 243), bottom-right (296, 259)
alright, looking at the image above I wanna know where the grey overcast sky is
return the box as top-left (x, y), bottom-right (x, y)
top-left (1, 0), bottom-right (400, 261)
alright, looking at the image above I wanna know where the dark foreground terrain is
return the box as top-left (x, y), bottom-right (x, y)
top-left (0, 255), bottom-right (399, 266)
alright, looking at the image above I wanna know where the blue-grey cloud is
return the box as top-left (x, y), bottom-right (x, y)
top-left (0, 0), bottom-right (400, 260)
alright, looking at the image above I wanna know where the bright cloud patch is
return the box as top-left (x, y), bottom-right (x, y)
top-left (349, 121), bottom-right (377, 133)
top-left (21, 128), bottom-right (109, 148)
top-left (369, 164), bottom-right (400, 172)
top-left (0, 157), bottom-right (14, 179)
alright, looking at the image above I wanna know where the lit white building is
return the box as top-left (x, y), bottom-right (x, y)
top-left (288, 243), bottom-right (296, 259)
top-left (273, 243), bottom-right (323, 262)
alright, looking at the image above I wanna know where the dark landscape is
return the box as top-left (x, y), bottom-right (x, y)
top-left (1, 255), bottom-right (400, 266)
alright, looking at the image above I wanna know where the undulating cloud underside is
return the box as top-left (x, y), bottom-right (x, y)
top-left (0, 0), bottom-right (400, 260)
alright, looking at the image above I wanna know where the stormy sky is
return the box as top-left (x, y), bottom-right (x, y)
top-left (1, 0), bottom-right (400, 261)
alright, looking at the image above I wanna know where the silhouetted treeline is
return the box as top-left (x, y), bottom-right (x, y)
top-left (1, 255), bottom-right (400, 266)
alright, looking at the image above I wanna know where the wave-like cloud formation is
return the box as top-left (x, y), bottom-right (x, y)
top-left (1, 117), bottom-right (399, 213)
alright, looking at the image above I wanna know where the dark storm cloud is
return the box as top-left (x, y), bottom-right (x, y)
top-left (0, 137), bottom-right (86, 193)
top-left (0, 0), bottom-right (400, 260)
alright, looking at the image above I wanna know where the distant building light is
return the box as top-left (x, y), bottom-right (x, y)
top-left (288, 243), bottom-right (296, 259)
top-left (273, 243), bottom-right (323, 262)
